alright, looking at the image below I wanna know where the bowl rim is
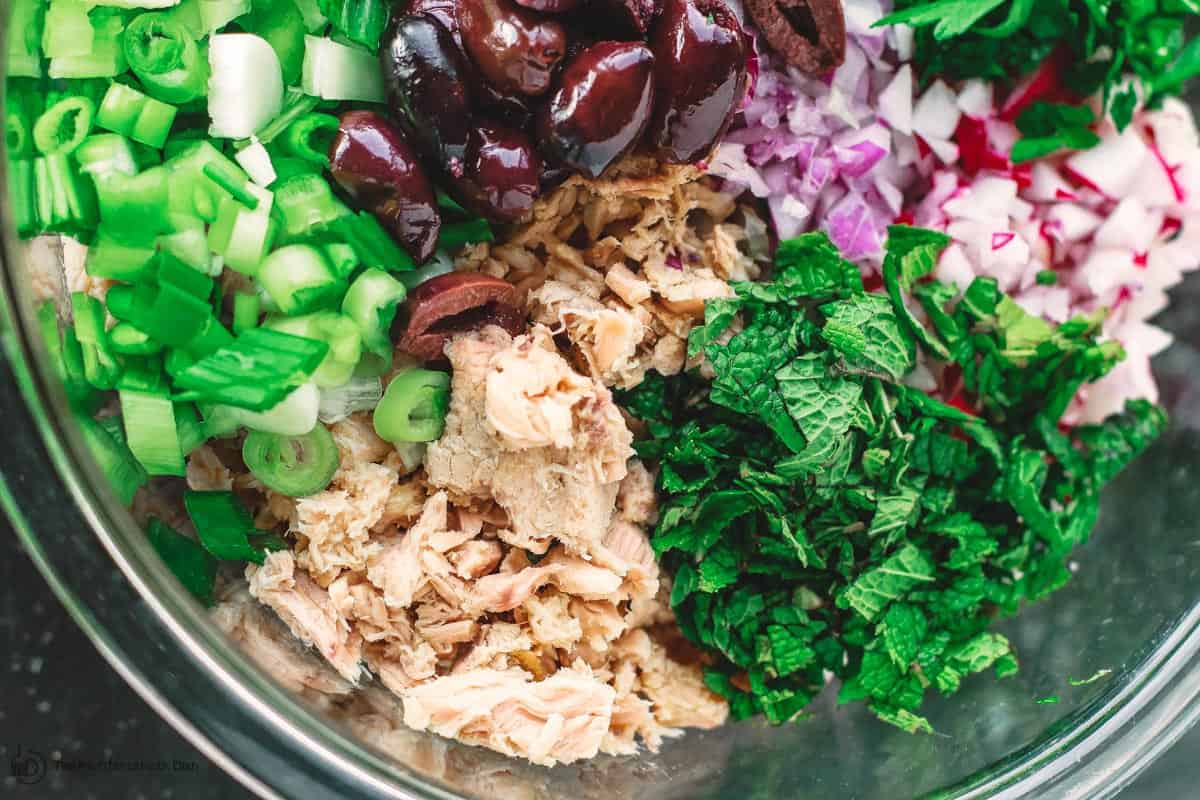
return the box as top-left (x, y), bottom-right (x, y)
top-left (3, 63), bottom-right (1200, 800)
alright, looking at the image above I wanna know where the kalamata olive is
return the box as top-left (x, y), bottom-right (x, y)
top-left (537, 41), bottom-right (655, 179)
top-left (400, 272), bottom-right (525, 360)
top-left (452, 123), bottom-right (541, 223)
top-left (647, 0), bottom-right (748, 164)
top-left (400, 0), bottom-right (461, 40)
top-left (513, 0), bottom-right (581, 11)
top-left (459, 0), bottom-right (567, 97)
top-left (744, 0), bottom-right (845, 74)
top-left (329, 111), bottom-right (441, 264)
top-left (588, 0), bottom-right (662, 34)
top-left (381, 14), bottom-right (474, 177)
top-left (475, 80), bottom-right (537, 129)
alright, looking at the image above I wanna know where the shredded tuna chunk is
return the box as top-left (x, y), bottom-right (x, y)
top-left (294, 461), bottom-right (396, 583)
top-left (246, 551), bottom-right (363, 683)
top-left (401, 667), bottom-right (616, 767)
top-left (428, 327), bottom-right (634, 559)
top-left (456, 156), bottom-right (760, 390)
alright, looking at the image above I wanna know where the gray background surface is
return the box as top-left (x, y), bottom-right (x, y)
top-left (0, 521), bottom-right (1192, 799)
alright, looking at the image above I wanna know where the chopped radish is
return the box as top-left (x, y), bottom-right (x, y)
top-left (955, 80), bottom-right (994, 118)
top-left (1064, 127), bottom-right (1150, 198)
top-left (913, 80), bottom-right (961, 141)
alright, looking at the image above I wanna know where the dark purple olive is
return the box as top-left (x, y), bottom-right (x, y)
top-left (400, 0), bottom-right (461, 40)
top-left (452, 124), bottom-right (541, 223)
top-left (588, 0), bottom-right (662, 34)
top-left (475, 81), bottom-right (537, 129)
top-left (330, 111), bottom-right (442, 264)
top-left (646, 0), bottom-right (748, 164)
top-left (537, 41), bottom-right (655, 179)
top-left (380, 14), bottom-right (474, 177)
top-left (513, 0), bottom-right (581, 11)
top-left (400, 272), bottom-right (525, 360)
top-left (460, 0), bottom-right (567, 97)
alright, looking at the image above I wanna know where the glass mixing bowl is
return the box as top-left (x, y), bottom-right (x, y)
top-left (6, 55), bottom-right (1200, 800)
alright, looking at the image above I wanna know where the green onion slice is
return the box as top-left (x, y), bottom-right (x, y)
top-left (243, 424), bottom-right (339, 497)
top-left (32, 96), bottom-right (96, 156)
top-left (374, 368), bottom-right (451, 444)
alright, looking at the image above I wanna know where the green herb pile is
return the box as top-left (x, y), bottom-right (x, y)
top-left (879, 0), bottom-right (1200, 130)
top-left (619, 228), bottom-right (1166, 730)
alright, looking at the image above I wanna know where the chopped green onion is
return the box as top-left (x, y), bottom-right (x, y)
top-left (243, 424), bottom-right (339, 497)
top-left (207, 197), bottom-right (277, 275)
top-left (39, 302), bottom-right (101, 412)
top-left (49, 10), bottom-right (129, 78)
top-left (127, 283), bottom-right (213, 347)
top-left (238, 0), bottom-right (307, 85)
top-left (197, 0), bottom-right (250, 32)
top-left (201, 160), bottom-right (260, 210)
top-left (8, 159), bottom-right (39, 237)
top-left (341, 268), bottom-right (405, 367)
top-left (7, 80), bottom-right (45, 159)
top-left (146, 517), bottom-right (218, 606)
top-left (183, 490), bottom-right (267, 563)
top-left (42, 0), bottom-right (94, 59)
top-left (322, 242), bottom-right (358, 278)
top-left (279, 112), bottom-right (338, 167)
top-left (162, 0), bottom-right (202, 34)
top-left (8, 0), bottom-right (46, 78)
top-left (225, 381), bottom-right (319, 435)
top-left (264, 311), bottom-right (361, 387)
top-left (117, 355), bottom-right (167, 393)
top-left (273, 173), bottom-right (349, 238)
top-left (173, 328), bottom-right (329, 411)
top-left (165, 140), bottom-right (251, 221)
top-left (124, 12), bottom-right (210, 104)
top-left (75, 133), bottom-right (139, 177)
top-left (120, 387), bottom-right (185, 476)
top-left (77, 412), bottom-right (148, 505)
top-left (157, 251), bottom-right (215, 299)
top-left (84, 229), bottom-right (157, 281)
top-left (109, 322), bottom-right (163, 355)
top-left (256, 244), bottom-right (346, 315)
top-left (187, 315), bottom-right (235, 358)
top-left (33, 96), bottom-right (95, 155)
top-left (105, 285), bottom-right (136, 321)
top-left (320, 0), bottom-right (388, 51)
top-left (94, 165), bottom-right (172, 235)
top-left (374, 368), bottom-right (450, 443)
top-left (159, 217), bottom-right (215, 275)
top-left (301, 35), bottom-right (386, 103)
top-left (36, 153), bottom-right (99, 237)
top-left (234, 139), bottom-right (276, 187)
top-left (233, 292), bottom-right (261, 333)
top-left (175, 403), bottom-right (207, 454)
top-left (291, 0), bottom-right (326, 32)
top-left (72, 292), bottom-right (122, 389)
top-left (96, 83), bottom-right (178, 148)
top-left (439, 219), bottom-right (495, 252)
top-left (208, 32), bottom-right (283, 139)
top-left (253, 90), bottom-right (319, 145)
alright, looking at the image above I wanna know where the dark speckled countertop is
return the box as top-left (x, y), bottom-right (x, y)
top-left (0, 518), bottom-right (1195, 799)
